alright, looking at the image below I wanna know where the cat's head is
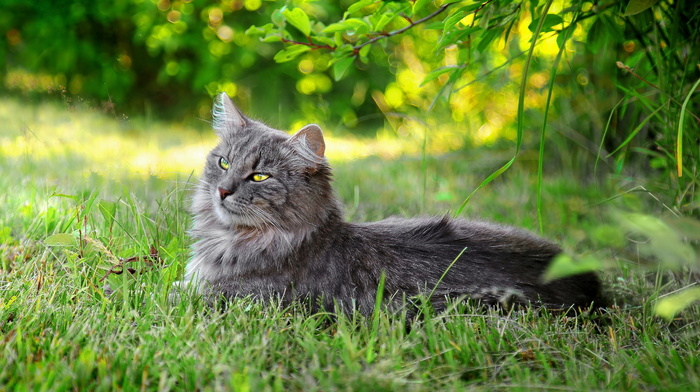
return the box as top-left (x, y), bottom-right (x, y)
top-left (196, 93), bottom-right (337, 232)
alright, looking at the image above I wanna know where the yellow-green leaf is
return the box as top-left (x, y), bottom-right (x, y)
top-left (373, 12), bottom-right (396, 32)
top-left (282, 8), bottom-right (311, 36)
top-left (623, 0), bottom-right (657, 16)
top-left (333, 55), bottom-right (354, 81)
top-left (412, 0), bottom-right (431, 15)
top-left (347, 0), bottom-right (375, 14)
top-left (273, 45), bottom-right (311, 63)
top-left (617, 213), bottom-right (696, 269)
top-left (45, 233), bottom-right (78, 247)
top-left (543, 254), bottom-right (603, 283)
top-left (421, 66), bottom-right (457, 86)
top-left (654, 287), bottom-right (700, 321)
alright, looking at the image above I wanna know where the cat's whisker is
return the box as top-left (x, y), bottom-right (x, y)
top-left (248, 205), bottom-right (283, 231)
top-left (197, 179), bottom-right (217, 190)
top-left (243, 205), bottom-right (296, 249)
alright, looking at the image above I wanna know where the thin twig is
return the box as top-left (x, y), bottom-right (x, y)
top-left (99, 245), bottom-right (163, 282)
top-left (278, 37), bottom-right (334, 50)
top-left (616, 61), bottom-right (700, 123)
top-left (352, 3), bottom-right (454, 53)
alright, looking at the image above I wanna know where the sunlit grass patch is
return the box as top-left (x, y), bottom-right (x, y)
top-left (0, 97), bottom-right (478, 184)
top-left (0, 97), bottom-right (211, 180)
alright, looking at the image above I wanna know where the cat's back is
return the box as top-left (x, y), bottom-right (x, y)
top-left (355, 215), bottom-right (560, 260)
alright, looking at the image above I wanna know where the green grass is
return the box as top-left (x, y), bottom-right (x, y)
top-left (1, 98), bottom-right (698, 391)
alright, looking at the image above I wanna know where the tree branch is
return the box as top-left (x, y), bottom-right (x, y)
top-left (352, 3), bottom-right (454, 53)
top-left (275, 3), bottom-right (456, 55)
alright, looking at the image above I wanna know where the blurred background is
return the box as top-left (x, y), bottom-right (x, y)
top-left (0, 0), bottom-right (698, 217)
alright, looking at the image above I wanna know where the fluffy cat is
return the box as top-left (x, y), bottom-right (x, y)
top-left (180, 93), bottom-right (605, 315)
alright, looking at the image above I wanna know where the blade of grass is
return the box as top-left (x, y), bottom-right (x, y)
top-left (676, 78), bottom-right (700, 177)
top-left (606, 104), bottom-right (664, 157)
top-left (537, 13), bottom-right (576, 233)
top-left (456, 0), bottom-right (555, 216)
top-left (366, 270), bottom-right (386, 364)
top-left (428, 247), bottom-right (467, 301)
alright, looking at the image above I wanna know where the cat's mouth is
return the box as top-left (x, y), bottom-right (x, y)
top-left (213, 195), bottom-right (271, 229)
top-left (214, 201), bottom-right (247, 225)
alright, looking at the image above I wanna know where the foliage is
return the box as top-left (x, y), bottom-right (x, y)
top-left (0, 0), bottom-right (384, 127)
top-left (3, 0), bottom-right (697, 209)
top-left (247, 0), bottom-right (699, 206)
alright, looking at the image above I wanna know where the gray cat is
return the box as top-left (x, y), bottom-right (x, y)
top-left (180, 93), bottom-right (605, 315)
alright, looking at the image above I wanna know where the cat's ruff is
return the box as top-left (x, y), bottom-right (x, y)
top-left (178, 93), bottom-right (605, 315)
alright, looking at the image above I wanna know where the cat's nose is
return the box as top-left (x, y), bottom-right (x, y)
top-left (218, 187), bottom-right (233, 200)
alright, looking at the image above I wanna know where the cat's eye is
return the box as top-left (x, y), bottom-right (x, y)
top-left (218, 157), bottom-right (230, 170)
top-left (251, 173), bottom-right (270, 182)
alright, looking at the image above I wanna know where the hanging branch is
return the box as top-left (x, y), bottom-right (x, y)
top-left (351, 3), bottom-right (454, 53)
top-left (277, 3), bottom-right (455, 54)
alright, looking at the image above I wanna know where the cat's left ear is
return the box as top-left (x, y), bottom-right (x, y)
top-left (287, 124), bottom-right (326, 170)
top-left (212, 92), bottom-right (247, 137)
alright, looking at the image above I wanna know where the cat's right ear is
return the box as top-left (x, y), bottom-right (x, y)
top-left (212, 92), bottom-right (246, 137)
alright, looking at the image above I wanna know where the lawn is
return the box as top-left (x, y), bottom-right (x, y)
top-left (1, 97), bottom-right (698, 391)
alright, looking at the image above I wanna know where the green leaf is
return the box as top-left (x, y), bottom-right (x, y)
top-left (455, 155), bottom-right (515, 215)
top-left (50, 192), bottom-right (79, 202)
top-left (359, 44), bottom-right (371, 59)
top-left (441, 9), bottom-right (466, 34)
top-left (476, 28), bottom-right (500, 53)
top-left (333, 55), bottom-right (354, 81)
top-left (665, 216), bottom-right (700, 241)
top-left (654, 287), bottom-right (700, 321)
top-left (590, 225), bottom-right (626, 248)
top-left (412, 0), bottom-right (431, 15)
top-left (347, 0), bottom-right (376, 14)
top-left (478, 3), bottom-right (495, 29)
top-left (323, 22), bottom-right (352, 34)
top-left (543, 254), bottom-right (603, 283)
top-left (437, 26), bottom-right (479, 52)
top-left (45, 233), bottom-right (78, 247)
top-left (556, 24), bottom-right (575, 48)
top-left (283, 8), bottom-right (312, 36)
top-left (586, 15), bottom-right (622, 52)
top-left (271, 8), bottom-right (285, 28)
top-left (245, 23), bottom-right (275, 36)
top-left (333, 31), bottom-right (344, 46)
top-left (261, 35), bottom-right (283, 43)
top-left (321, 18), bottom-right (371, 35)
top-left (273, 45), bottom-right (311, 63)
top-left (623, 0), bottom-right (657, 16)
top-left (373, 12), bottom-right (396, 32)
top-left (313, 36), bottom-right (337, 46)
top-left (528, 14), bottom-right (563, 33)
top-left (98, 200), bottom-right (117, 227)
top-left (420, 66), bottom-right (458, 86)
top-left (617, 213), bottom-right (697, 269)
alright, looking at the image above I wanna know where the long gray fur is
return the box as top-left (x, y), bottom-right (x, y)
top-left (180, 93), bottom-right (605, 315)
